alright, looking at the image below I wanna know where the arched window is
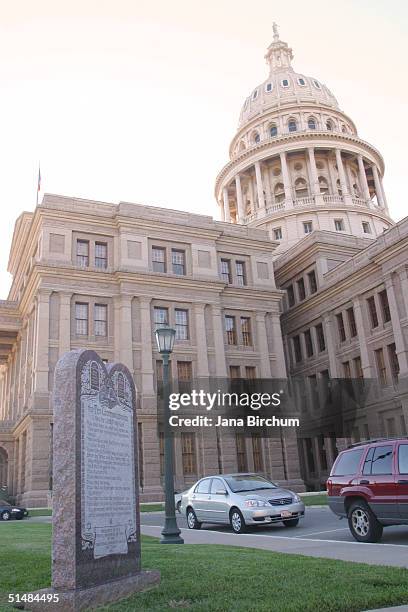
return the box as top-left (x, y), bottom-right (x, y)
top-left (294, 177), bottom-right (309, 198)
top-left (254, 132), bottom-right (260, 144)
top-left (353, 183), bottom-right (361, 197)
top-left (313, 80), bottom-right (321, 89)
top-left (336, 179), bottom-right (342, 196)
top-left (318, 176), bottom-right (329, 195)
top-left (252, 89), bottom-right (258, 100)
top-left (341, 124), bottom-right (347, 133)
top-left (265, 82), bottom-right (273, 92)
top-left (281, 79), bottom-right (289, 88)
top-left (269, 124), bottom-right (278, 137)
top-left (297, 77), bottom-right (306, 86)
top-left (288, 119), bottom-right (297, 132)
top-left (326, 120), bottom-right (333, 131)
top-left (308, 117), bottom-right (316, 130)
top-left (274, 183), bottom-right (285, 204)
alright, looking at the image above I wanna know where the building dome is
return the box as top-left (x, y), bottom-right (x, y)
top-left (215, 25), bottom-right (393, 252)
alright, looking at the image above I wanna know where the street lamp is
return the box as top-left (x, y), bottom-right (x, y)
top-left (155, 325), bottom-right (184, 544)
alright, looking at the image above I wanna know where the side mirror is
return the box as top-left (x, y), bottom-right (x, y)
top-left (216, 489), bottom-right (228, 496)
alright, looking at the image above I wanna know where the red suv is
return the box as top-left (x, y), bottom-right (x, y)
top-left (327, 438), bottom-right (408, 542)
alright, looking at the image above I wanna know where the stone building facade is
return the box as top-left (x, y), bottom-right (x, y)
top-left (0, 26), bottom-right (407, 503)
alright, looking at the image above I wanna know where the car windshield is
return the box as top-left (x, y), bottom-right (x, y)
top-left (224, 475), bottom-right (277, 493)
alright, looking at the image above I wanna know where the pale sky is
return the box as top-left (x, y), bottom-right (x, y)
top-left (0, 0), bottom-right (407, 296)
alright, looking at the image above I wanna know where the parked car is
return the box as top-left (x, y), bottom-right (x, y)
top-left (178, 473), bottom-right (305, 533)
top-left (0, 500), bottom-right (28, 521)
top-left (327, 437), bottom-right (408, 542)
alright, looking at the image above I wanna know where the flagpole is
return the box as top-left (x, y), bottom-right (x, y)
top-left (36, 163), bottom-right (41, 206)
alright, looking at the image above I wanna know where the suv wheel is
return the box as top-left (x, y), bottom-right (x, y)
top-left (186, 508), bottom-right (201, 530)
top-left (348, 501), bottom-right (383, 543)
top-left (230, 508), bottom-right (246, 534)
top-left (1, 511), bottom-right (11, 521)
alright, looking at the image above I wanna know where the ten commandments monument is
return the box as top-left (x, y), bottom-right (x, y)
top-left (28, 349), bottom-right (160, 611)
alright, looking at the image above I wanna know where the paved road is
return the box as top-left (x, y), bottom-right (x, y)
top-left (140, 506), bottom-right (408, 568)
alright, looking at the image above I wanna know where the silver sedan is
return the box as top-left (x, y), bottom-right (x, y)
top-left (178, 473), bottom-right (305, 534)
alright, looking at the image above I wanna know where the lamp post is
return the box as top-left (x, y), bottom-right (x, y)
top-left (155, 325), bottom-right (184, 544)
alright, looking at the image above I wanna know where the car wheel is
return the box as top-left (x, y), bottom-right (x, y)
top-left (1, 511), bottom-right (11, 521)
top-left (283, 518), bottom-right (299, 528)
top-left (186, 508), bottom-right (201, 530)
top-left (348, 501), bottom-right (383, 543)
top-left (230, 508), bottom-right (246, 534)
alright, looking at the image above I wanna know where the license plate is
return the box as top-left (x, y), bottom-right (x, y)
top-left (281, 510), bottom-right (292, 518)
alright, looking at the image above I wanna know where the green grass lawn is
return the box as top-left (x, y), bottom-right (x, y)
top-left (301, 494), bottom-right (328, 506)
top-left (1, 523), bottom-right (408, 612)
top-left (26, 503), bottom-right (164, 517)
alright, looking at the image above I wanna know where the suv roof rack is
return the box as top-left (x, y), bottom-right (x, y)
top-left (347, 437), bottom-right (408, 449)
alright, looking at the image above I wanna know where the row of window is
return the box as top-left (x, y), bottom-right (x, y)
top-left (333, 442), bottom-right (408, 478)
top-left (225, 315), bottom-right (252, 346)
top-left (76, 239), bottom-right (108, 269)
top-left (220, 258), bottom-right (247, 285)
top-left (273, 220), bottom-right (374, 246)
top-left (251, 77), bottom-right (322, 99)
top-left (251, 117), bottom-right (339, 144)
top-left (286, 270), bottom-right (317, 307)
top-left (292, 322), bottom-right (326, 363)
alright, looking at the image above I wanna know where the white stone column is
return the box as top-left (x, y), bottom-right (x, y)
top-left (335, 149), bottom-right (351, 204)
top-left (194, 303), bottom-right (209, 377)
top-left (212, 305), bottom-right (227, 377)
top-left (269, 312), bottom-right (287, 378)
top-left (280, 151), bottom-right (293, 207)
top-left (357, 154), bottom-right (370, 201)
top-left (307, 147), bottom-right (320, 199)
top-left (139, 297), bottom-right (155, 394)
top-left (322, 313), bottom-right (339, 378)
top-left (372, 165), bottom-right (385, 208)
top-left (219, 201), bottom-right (225, 222)
top-left (33, 291), bottom-right (51, 394)
top-left (352, 298), bottom-right (374, 378)
top-left (254, 162), bottom-right (266, 210)
top-left (247, 177), bottom-right (255, 214)
top-left (58, 292), bottom-right (71, 357)
top-left (223, 187), bottom-right (231, 222)
top-left (255, 312), bottom-right (271, 378)
top-left (235, 174), bottom-right (245, 222)
top-left (384, 276), bottom-right (408, 376)
top-left (397, 267), bottom-right (408, 319)
top-left (263, 165), bottom-right (272, 208)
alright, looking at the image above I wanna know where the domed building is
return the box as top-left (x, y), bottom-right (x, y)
top-left (215, 25), bottom-right (393, 252)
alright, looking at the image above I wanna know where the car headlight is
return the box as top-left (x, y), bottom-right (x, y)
top-left (244, 499), bottom-right (269, 508)
top-left (11, 508), bottom-right (20, 512)
top-left (292, 494), bottom-right (301, 503)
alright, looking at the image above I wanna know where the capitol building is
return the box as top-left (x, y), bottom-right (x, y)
top-left (0, 28), bottom-right (407, 505)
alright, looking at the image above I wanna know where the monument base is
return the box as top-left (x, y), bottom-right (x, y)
top-left (21, 570), bottom-right (160, 612)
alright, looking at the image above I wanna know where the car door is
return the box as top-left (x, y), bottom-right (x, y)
top-left (206, 478), bottom-right (230, 524)
top-left (191, 478), bottom-right (212, 522)
top-left (396, 443), bottom-right (408, 522)
top-left (363, 444), bottom-right (399, 520)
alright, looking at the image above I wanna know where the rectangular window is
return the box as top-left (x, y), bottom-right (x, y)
top-left (181, 432), bottom-right (196, 475)
top-left (177, 361), bottom-right (192, 381)
top-left (375, 348), bottom-right (387, 386)
top-left (94, 304), bottom-right (107, 336)
top-left (171, 249), bottom-right (186, 275)
top-left (225, 315), bottom-right (237, 345)
top-left (362, 221), bottom-right (372, 234)
top-left (304, 329), bottom-right (314, 357)
top-left (220, 259), bottom-right (232, 284)
top-left (367, 296), bottom-right (379, 328)
top-left (273, 227), bottom-right (282, 240)
top-left (336, 312), bottom-right (346, 342)
top-left (236, 433), bottom-right (248, 472)
top-left (303, 221), bottom-right (313, 234)
top-left (245, 366), bottom-right (256, 379)
top-left (75, 302), bottom-right (89, 336)
top-left (347, 307), bottom-right (357, 337)
top-left (379, 289), bottom-right (391, 323)
top-left (297, 278), bottom-right (306, 301)
top-left (307, 270), bottom-right (317, 294)
top-left (387, 343), bottom-right (399, 383)
top-left (398, 445), bottom-right (408, 475)
top-left (343, 361), bottom-right (351, 379)
top-left (287, 285), bottom-right (295, 307)
top-left (236, 261), bottom-right (246, 286)
top-left (154, 306), bottom-right (169, 328)
top-left (175, 309), bottom-right (189, 340)
top-left (229, 365), bottom-right (241, 379)
top-left (353, 356), bottom-right (363, 379)
top-left (315, 323), bottom-right (326, 352)
top-left (293, 335), bottom-right (302, 363)
top-left (76, 240), bottom-right (89, 267)
top-left (152, 247), bottom-right (166, 272)
top-left (334, 219), bottom-right (344, 231)
top-left (95, 242), bottom-right (107, 269)
top-left (241, 317), bottom-right (252, 346)
top-left (252, 433), bottom-right (263, 472)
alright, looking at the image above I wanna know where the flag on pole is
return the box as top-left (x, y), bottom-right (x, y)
top-left (36, 164), bottom-right (41, 205)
